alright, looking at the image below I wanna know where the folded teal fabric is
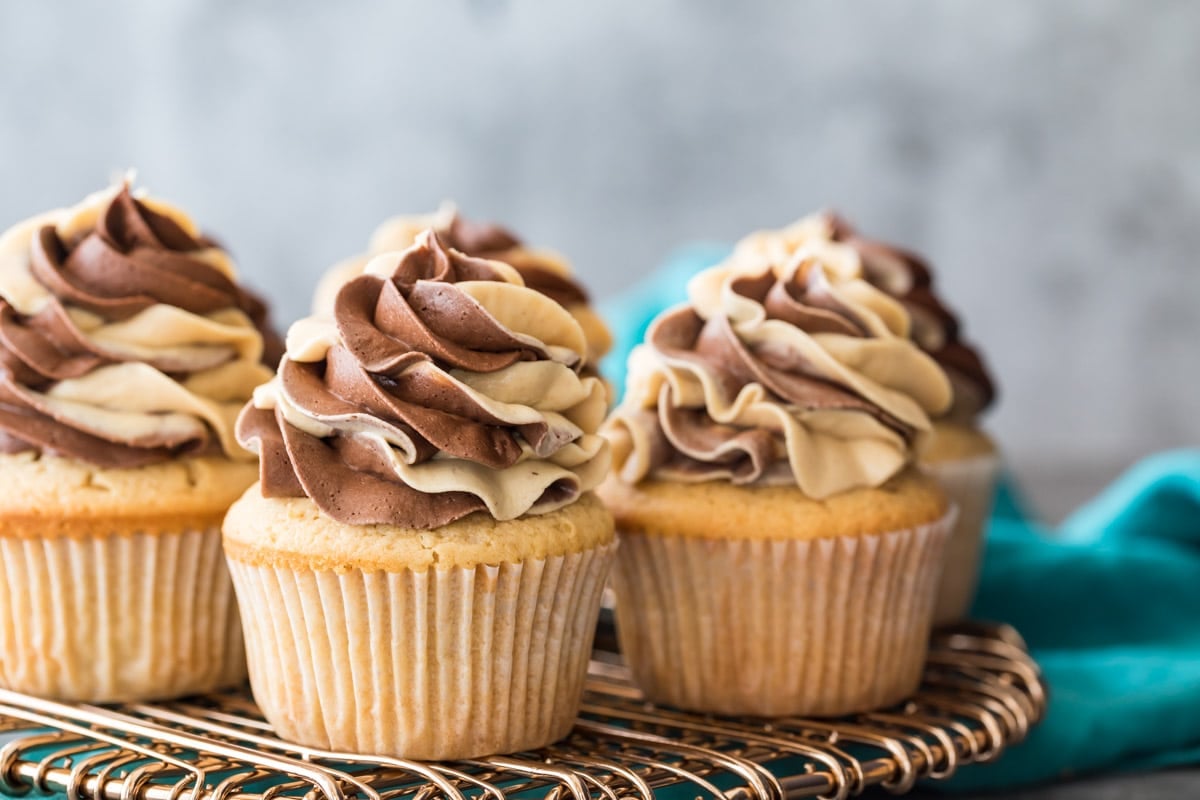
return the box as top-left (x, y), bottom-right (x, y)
top-left (600, 247), bottom-right (1200, 791)
top-left (951, 449), bottom-right (1200, 791)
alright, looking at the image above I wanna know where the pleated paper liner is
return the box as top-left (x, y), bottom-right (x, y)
top-left (227, 540), bottom-right (617, 760)
top-left (0, 527), bottom-right (245, 702)
top-left (925, 454), bottom-right (1001, 623)
top-left (612, 509), bottom-right (955, 717)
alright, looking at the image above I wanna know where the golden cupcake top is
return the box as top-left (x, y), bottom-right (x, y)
top-left (599, 468), bottom-right (949, 541)
top-left (240, 230), bottom-right (610, 529)
top-left (224, 490), bottom-right (614, 572)
top-left (0, 182), bottom-right (280, 467)
top-left (313, 203), bottom-right (613, 370)
top-left (604, 239), bottom-right (953, 499)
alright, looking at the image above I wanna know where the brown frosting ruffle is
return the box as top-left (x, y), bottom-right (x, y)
top-left (622, 268), bottom-right (920, 485)
top-left (440, 213), bottom-right (590, 305)
top-left (368, 208), bottom-right (594, 313)
top-left (240, 232), bottom-right (607, 528)
top-left (309, 207), bottom-right (610, 375)
top-left (827, 215), bottom-right (996, 418)
top-left (0, 186), bottom-right (281, 467)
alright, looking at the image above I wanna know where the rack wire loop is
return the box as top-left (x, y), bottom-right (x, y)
top-left (0, 622), bottom-right (1044, 800)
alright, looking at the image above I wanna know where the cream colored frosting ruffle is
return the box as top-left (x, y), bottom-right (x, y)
top-left (606, 244), bottom-right (952, 499)
top-left (310, 204), bottom-right (613, 366)
top-left (0, 186), bottom-right (272, 460)
top-left (251, 248), bottom-right (610, 521)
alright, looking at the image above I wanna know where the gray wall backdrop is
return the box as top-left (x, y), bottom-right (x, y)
top-left (1, 1), bottom-right (1197, 508)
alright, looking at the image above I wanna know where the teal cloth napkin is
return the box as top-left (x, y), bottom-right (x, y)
top-left (599, 247), bottom-right (1200, 792)
top-left (953, 449), bottom-right (1200, 791)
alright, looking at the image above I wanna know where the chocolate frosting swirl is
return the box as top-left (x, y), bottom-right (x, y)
top-left (732, 213), bottom-right (996, 419)
top-left (0, 185), bottom-right (280, 467)
top-left (606, 255), bottom-right (952, 498)
top-left (381, 207), bottom-right (591, 301)
top-left (831, 217), bottom-right (995, 418)
top-left (242, 231), bottom-right (609, 529)
top-left (315, 205), bottom-right (609, 366)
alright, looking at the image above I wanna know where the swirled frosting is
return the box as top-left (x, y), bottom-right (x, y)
top-left (605, 248), bottom-right (953, 498)
top-left (313, 204), bottom-right (612, 367)
top-left (240, 230), bottom-right (610, 528)
top-left (732, 213), bottom-right (995, 419)
top-left (0, 184), bottom-right (281, 467)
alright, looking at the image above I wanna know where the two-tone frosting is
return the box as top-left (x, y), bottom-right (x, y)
top-left (732, 213), bottom-right (995, 420)
top-left (313, 204), bottom-right (612, 368)
top-left (0, 184), bottom-right (280, 467)
top-left (240, 230), bottom-right (610, 528)
top-left (605, 245), bottom-right (952, 498)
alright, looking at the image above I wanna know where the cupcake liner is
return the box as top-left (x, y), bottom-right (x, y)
top-left (612, 510), bottom-right (954, 717)
top-left (226, 541), bottom-right (617, 760)
top-left (0, 526), bottom-right (245, 702)
top-left (923, 454), bottom-right (1001, 623)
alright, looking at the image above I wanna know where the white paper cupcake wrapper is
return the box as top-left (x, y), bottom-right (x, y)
top-left (924, 454), bottom-right (1001, 623)
top-left (227, 541), bottom-right (616, 760)
top-left (0, 527), bottom-right (245, 702)
top-left (611, 511), bottom-right (954, 717)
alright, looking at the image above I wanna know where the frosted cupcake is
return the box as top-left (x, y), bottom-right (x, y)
top-left (0, 183), bottom-right (280, 701)
top-left (733, 214), bottom-right (998, 622)
top-left (225, 231), bottom-right (614, 759)
top-left (600, 248), bottom-right (956, 716)
top-left (312, 204), bottom-right (612, 373)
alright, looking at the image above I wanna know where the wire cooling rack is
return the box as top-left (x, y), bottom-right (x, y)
top-left (0, 622), bottom-right (1044, 800)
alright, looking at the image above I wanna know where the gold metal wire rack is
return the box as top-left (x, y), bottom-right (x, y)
top-left (0, 622), bottom-right (1044, 800)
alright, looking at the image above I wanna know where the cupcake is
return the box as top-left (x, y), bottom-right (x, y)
top-left (312, 203), bottom-right (612, 374)
top-left (225, 231), bottom-right (615, 759)
top-left (600, 248), bottom-right (956, 716)
top-left (733, 214), bottom-right (998, 622)
top-left (0, 182), bottom-right (280, 701)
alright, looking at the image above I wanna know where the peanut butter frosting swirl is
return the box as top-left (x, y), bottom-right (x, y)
top-left (241, 230), bottom-right (610, 528)
top-left (0, 184), bottom-right (280, 467)
top-left (732, 212), bottom-right (996, 419)
top-left (605, 250), bottom-right (952, 498)
top-left (313, 204), bottom-right (612, 367)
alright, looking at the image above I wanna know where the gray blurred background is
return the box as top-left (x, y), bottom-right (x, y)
top-left (1, 0), bottom-right (1197, 518)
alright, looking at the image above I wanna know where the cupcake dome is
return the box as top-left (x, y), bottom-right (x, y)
top-left (0, 182), bottom-right (281, 702)
top-left (600, 245), bottom-right (956, 716)
top-left (226, 230), bottom-right (615, 759)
